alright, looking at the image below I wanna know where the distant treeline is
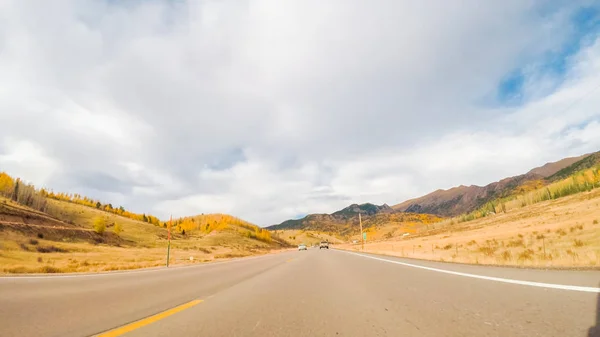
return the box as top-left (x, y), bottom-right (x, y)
top-left (174, 214), bottom-right (272, 242)
top-left (0, 172), bottom-right (160, 225)
top-left (0, 172), bottom-right (49, 212)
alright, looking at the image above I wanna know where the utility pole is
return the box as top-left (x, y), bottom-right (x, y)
top-left (166, 215), bottom-right (172, 267)
top-left (359, 213), bottom-right (364, 251)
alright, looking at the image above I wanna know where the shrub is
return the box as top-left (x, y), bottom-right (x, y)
top-left (93, 217), bottom-right (106, 235)
top-left (28, 239), bottom-right (39, 245)
top-left (4, 266), bottom-right (30, 273)
top-left (36, 245), bottom-right (67, 253)
top-left (39, 266), bottom-right (62, 273)
top-left (113, 223), bottom-right (123, 235)
top-left (593, 219), bottom-right (598, 225)
top-left (517, 249), bottom-right (534, 261)
top-left (19, 243), bottom-right (30, 251)
top-left (443, 244), bottom-right (453, 250)
top-left (479, 246), bottom-right (496, 257)
top-left (500, 251), bottom-right (511, 261)
top-left (573, 239), bottom-right (584, 247)
top-left (466, 240), bottom-right (477, 246)
top-left (215, 253), bottom-right (247, 259)
top-left (555, 228), bottom-right (567, 236)
top-left (37, 233), bottom-right (44, 239)
top-left (37, 257), bottom-right (43, 263)
top-left (506, 239), bottom-right (524, 248)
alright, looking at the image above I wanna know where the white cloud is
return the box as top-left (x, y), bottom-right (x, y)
top-left (0, 138), bottom-right (60, 186)
top-left (0, 0), bottom-right (599, 225)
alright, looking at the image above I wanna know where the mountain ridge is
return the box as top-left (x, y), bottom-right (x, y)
top-left (270, 151), bottom-right (599, 230)
top-left (266, 202), bottom-right (401, 233)
top-left (393, 152), bottom-right (597, 217)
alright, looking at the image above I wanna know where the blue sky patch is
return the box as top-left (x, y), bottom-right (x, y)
top-left (497, 70), bottom-right (525, 105)
top-left (495, 5), bottom-right (600, 106)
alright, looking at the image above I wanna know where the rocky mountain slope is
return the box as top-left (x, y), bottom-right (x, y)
top-left (393, 152), bottom-right (597, 217)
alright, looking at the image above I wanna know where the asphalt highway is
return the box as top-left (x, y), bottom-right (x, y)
top-left (1, 249), bottom-right (599, 337)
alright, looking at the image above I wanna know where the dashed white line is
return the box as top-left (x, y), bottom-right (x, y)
top-left (338, 250), bottom-right (600, 293)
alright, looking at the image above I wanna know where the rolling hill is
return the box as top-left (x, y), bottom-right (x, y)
top-left (392, 152), bottom-right (597, 217)
top-left (0, 172), bottom-right (289, 274)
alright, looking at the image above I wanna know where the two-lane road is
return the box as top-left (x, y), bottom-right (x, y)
top-left (1, 249), bottom-right (599, 336)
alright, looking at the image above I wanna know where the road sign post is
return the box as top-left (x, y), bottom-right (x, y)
top-left (166, 215), bottom-right (172, 267)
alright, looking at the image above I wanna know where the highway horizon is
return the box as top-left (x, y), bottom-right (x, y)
top-left (1, 249), bottom-right (599, 337)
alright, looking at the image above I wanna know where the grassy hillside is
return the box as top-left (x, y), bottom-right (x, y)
top-left (0, 172), bottom-right (290, 274)
top-left (340, 187), bottom-right (600, 268)
top-left (451, 163), bottom-right (600, 225)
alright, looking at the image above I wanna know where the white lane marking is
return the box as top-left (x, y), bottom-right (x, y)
top-left (0, 252), bottom-right (292, 280)
top-left (338, 250), bottom-right (600, 293)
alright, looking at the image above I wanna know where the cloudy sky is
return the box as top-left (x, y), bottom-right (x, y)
top-left (1, 1), bottom-right (599, 226)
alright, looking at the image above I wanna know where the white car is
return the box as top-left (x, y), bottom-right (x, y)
top-left (298, 244), bottom-right (307, 251)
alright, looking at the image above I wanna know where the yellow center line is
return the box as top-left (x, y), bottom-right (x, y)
top-left (286, 258), bottom-right (294, 262)
top-left (95, 299), bottom-right (203, 337)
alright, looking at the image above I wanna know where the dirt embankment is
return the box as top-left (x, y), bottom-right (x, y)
top-left (0, 201), bottom-right (124, 246)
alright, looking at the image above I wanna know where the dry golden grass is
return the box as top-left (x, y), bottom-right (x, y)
top-left (338, 189), bottom-right (600, 268)
top-left (0, 197), bottom-right (288, 274)
top-left (272, 229), bottom-right (344, 246)
top-left (0, 229), bottom-right (287, 274)
top-left (43, 198), bottom-right (167, 246)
